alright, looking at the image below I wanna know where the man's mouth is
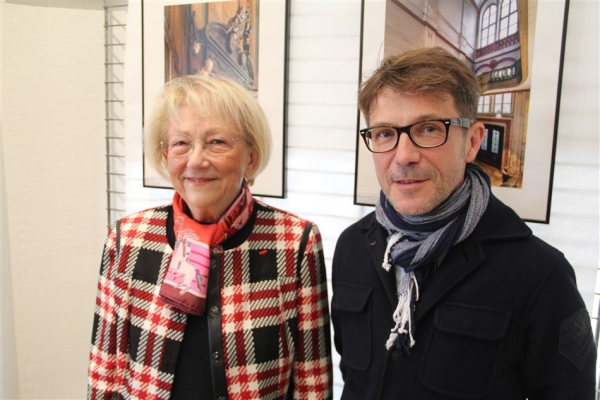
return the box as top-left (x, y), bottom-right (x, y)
top-left (398, 179), bottom-right (419, 184)
top-left (396, 178), bottom-right (424, 184)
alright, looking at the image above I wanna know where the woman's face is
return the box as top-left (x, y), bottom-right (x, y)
top-left (165, 105), bottom-right (257, 223)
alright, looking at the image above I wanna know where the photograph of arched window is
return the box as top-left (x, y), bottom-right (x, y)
top-left (355, 0), bottom-right (569, 222)
top-left (473, 0), bottom-right (524, 188)
top-left (382, 0), bottom-right (527, 188)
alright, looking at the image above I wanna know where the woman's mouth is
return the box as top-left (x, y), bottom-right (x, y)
top-left (186, 177), bottom-right (214, 183)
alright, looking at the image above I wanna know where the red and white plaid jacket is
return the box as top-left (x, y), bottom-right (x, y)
top-left (88, 201), bottom-right (332, 399)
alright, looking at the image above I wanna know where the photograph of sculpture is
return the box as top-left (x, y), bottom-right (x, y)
top-left (164, 0), bottom-right (259, 92)
top-left (355, 0), bottom-right (568, 222)
top-left (142, 0), bottom-right (289, 198)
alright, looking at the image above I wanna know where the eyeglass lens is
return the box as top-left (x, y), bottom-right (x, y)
top-left (163, 134), bottom-right (240, 159)
top-left (366, 120), bottom-right (448, 152)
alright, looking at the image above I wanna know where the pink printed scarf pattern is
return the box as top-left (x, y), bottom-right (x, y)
top-left (159, 184), bottom-right (254, 315)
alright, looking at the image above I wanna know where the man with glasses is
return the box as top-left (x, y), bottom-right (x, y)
top-left (331, 47), bottom-right (595, 399)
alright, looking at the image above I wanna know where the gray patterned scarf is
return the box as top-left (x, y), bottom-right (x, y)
top-left (375, 163), bottom-right (491, 353)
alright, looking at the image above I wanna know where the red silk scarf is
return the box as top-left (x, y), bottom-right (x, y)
top-left (159, 184), bottom-right (254, 315)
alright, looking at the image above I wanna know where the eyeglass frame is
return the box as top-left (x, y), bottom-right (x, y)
top-left (359, 117), bottom-right (474, 153)
top-left (160, 134), bottom-right (243, 160)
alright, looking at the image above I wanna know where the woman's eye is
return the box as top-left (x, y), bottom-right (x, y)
top-left (208, 139), bottom-right (226, 145)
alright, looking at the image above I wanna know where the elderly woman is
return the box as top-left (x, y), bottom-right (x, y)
top-left (88, 74), bottom-right (332, 399)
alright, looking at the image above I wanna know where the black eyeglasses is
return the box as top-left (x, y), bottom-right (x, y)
top-left (359, 118), bottom-right (473, 153)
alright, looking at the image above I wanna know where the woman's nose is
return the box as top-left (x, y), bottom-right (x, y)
top-left (186, 139), bottom-right (210, 167)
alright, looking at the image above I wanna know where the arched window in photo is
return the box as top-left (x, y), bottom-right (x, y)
top-left (499, 0), bottom-right (519, 39)
top-left (480, 4), bottom-right (497, 47)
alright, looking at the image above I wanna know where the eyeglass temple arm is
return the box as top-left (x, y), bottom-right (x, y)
top-left (450, 118), bottom-right (474, 128)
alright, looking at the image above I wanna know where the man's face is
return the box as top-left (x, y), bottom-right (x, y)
top-left (369, 88), bottom-right (483, 216)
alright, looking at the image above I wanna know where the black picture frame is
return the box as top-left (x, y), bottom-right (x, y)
top-left (354, 0), bottom-right (569, 223)
top-left (142, 0), bottom-right (290, 198)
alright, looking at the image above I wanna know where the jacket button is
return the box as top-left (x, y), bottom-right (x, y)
top-left (212, 352), bottom-right (221, 361)
top-left (391, 350), bottom-right (400, 361)
top-left (217, 397), bottom-right (227, 400)
top-left (370, 240), bottom-right (376, 246)
top-left (209, 306), bottom-right (219, 317)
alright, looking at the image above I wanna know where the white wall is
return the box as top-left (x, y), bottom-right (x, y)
top-left (0, 3), bottom-right (20, 396)
top-left (267, 1), bottom-right (599, 395)
top-left (528, 0), bottom-right (599, 317)
top-left (1, 1), bottom-right (106, 399)
top-left (258, 0), bottom-right (599, 395)
top-left (0, 0), bottom-right (597, 398)
top-left (121, 1), bottom-right (599, 397)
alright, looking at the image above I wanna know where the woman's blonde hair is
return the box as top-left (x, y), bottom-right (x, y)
top-left (145, 74), bottom-right (272, 185)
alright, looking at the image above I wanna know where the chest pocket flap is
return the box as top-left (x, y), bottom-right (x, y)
top-left (332, 283), bottom-right (373, 371)
top-left (332, 283), bottom-right (372, 312)
top-left (435, 302), bottom-right (511, 340)
top-left (421, 302), bottom-right (512, 398)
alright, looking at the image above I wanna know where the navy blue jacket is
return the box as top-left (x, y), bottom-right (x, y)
top-left (332, 195), bottom-right (596, 399)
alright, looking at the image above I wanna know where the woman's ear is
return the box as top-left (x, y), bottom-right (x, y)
top-left (244, 148), bottom-right (259, 181)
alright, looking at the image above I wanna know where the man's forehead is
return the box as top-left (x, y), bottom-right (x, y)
top-left (368, 88), bottom-right (454, 120)
top-left (374, 87), bottom-right (452, 104)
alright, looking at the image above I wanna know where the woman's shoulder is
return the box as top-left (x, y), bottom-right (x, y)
top-left (117, 204), bottom-right (172, 228)
top-left (253, 199), bottom-right (315, 229)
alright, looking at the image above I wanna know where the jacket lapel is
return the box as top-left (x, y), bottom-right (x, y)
top-left (362, 214), bottom-right (398, 308)
top-left (362, 194), bottom-right (530, 322)
top-left (362, 213), bottom-right (486, 313)
top-left (415, 237), bottom-right (485, 322)
top-left (414, 195), bottom-right (530, 322)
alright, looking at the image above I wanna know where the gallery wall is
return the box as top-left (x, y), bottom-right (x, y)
top-left (0, 0), bottom-right (597, 399)
top-left (0, 3), bottom-right (18, 395)
top-left (256, 0), bottom-right (600, 394)
top-left (122, 0), bottom-right (599, 396)
top-left (1, 1), bottom-right (106, 398)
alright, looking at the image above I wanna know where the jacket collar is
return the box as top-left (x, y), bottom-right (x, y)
top-left (471, 194), bottom-right (531, 242)
top-left (166, 200), bottom-right (259, 250)
top-left (363, 219), bottom-right (398, 307)
top-left (358, 194), bottom-right (532, 316)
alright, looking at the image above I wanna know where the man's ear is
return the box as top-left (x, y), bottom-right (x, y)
top-left (465, 121), bottom-right (485, 163)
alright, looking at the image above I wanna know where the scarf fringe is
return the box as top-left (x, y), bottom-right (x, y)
top-left (385, 271), bottom-right (419, 350)
top-left (382, 232), bottom-right (402, 272)
top-left (376, 163), bottom-right (491, 353)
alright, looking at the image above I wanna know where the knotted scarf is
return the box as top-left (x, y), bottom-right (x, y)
top-left (375, 163), bottom-right (491, 353)
top-left (159, 183), bottom-right (254, 315)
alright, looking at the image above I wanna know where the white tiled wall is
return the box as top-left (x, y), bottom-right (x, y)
top-left (112, 1), bottom-right (599, 397)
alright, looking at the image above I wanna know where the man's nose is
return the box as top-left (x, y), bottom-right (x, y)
top-left (393, 132), bottom-right (420, 166)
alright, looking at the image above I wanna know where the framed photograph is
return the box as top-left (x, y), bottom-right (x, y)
top-left (142, 0), bottom-right (289, 198)
top-left (354, 0), bottom-right (569, 223)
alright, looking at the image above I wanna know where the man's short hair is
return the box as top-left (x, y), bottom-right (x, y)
top-left (358, 47), bottom-right (481, 123)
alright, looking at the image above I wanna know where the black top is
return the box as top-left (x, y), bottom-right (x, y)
top-left (169, 205), bottom-right (258, 400)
